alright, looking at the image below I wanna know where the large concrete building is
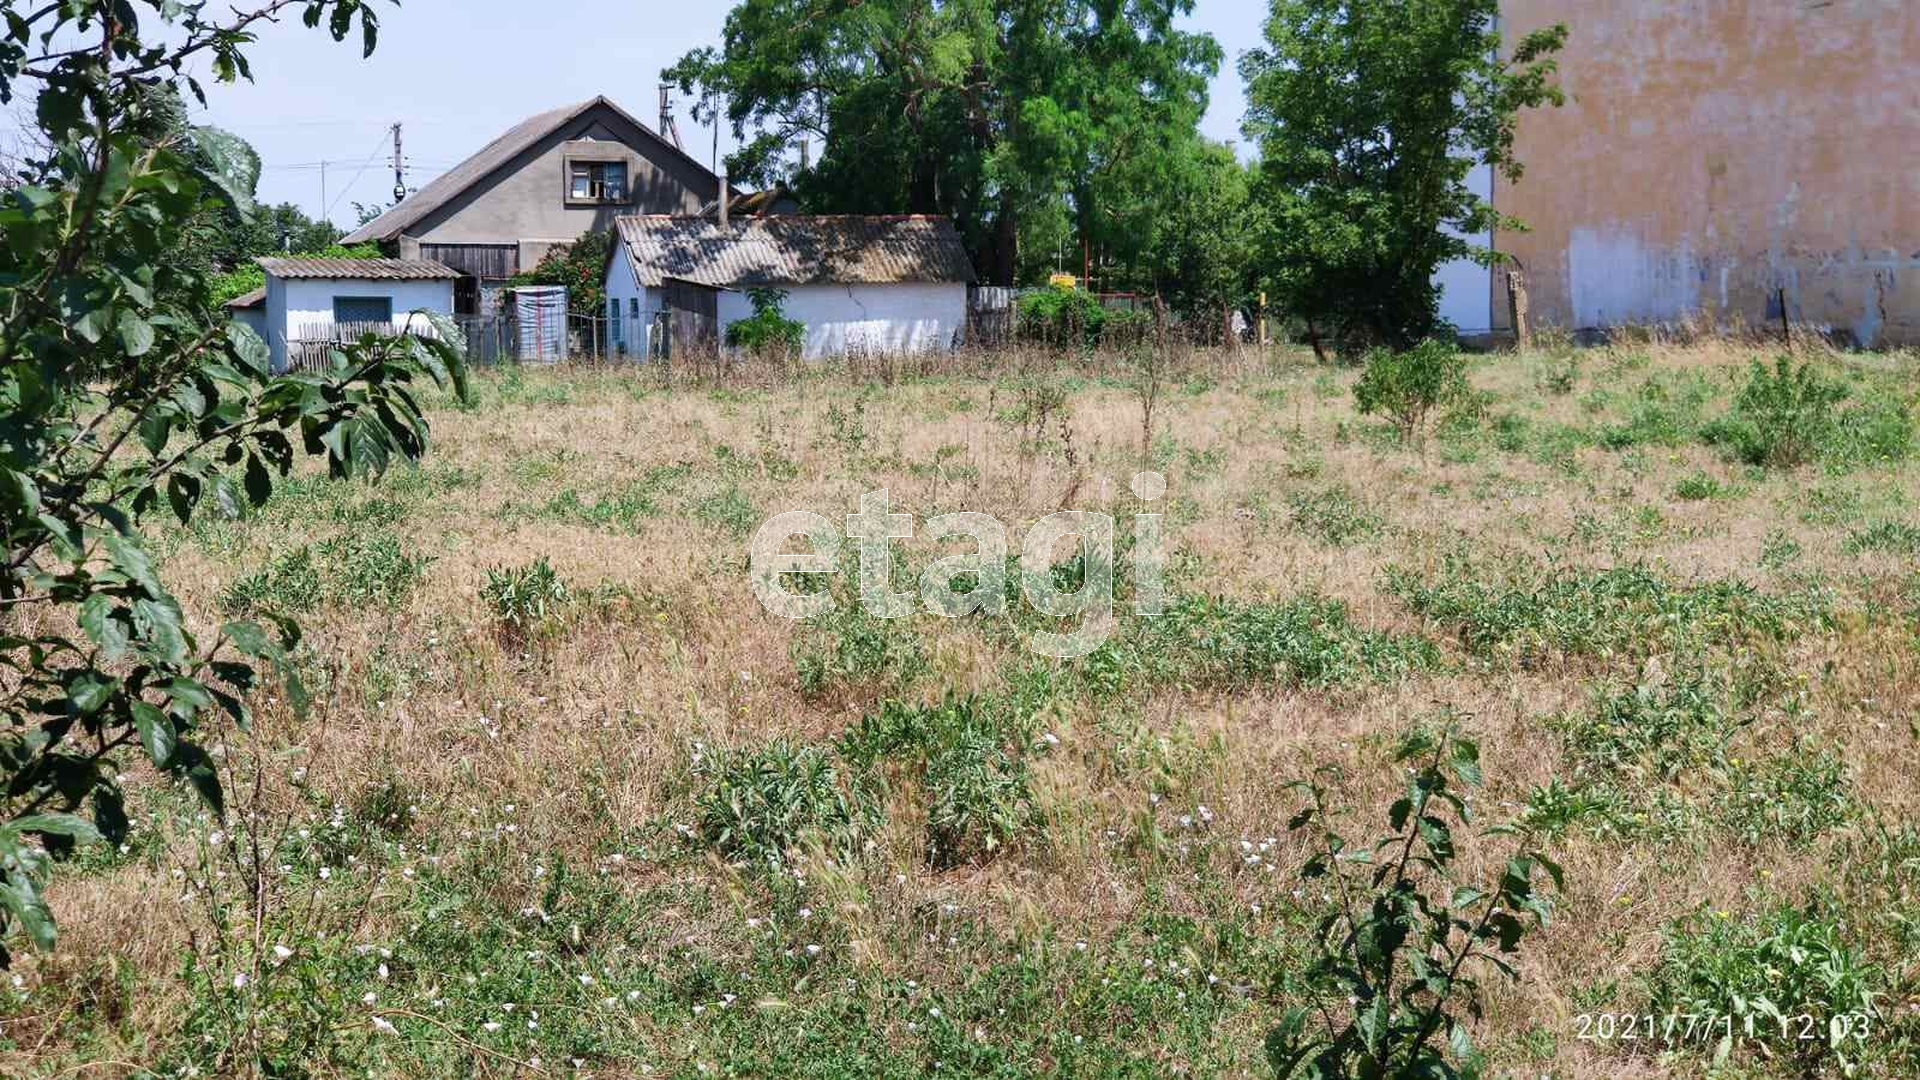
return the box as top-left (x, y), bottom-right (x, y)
top-left (1462, 0), bottom-right (1918, 346)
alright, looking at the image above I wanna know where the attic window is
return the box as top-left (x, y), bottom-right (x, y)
top-left (569, 161), bottom-right (627, 202)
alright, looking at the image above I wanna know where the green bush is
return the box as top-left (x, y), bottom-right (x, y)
top-left (791, 599), bottom-right (927, 700)
top-left (1843, 520), bottom-right (1920, 557)
top-left (481, 556), bottom-right (571, 629)
top-left (1269, 725), bottom-right (1574, 1079)
top-left (1718, 748), bottom-right (1854, 847)
top-left (1016, 283), bottom-right (1107, 348)
top-left (840, 695), bottom-right (1039, 869)
top-left (1561, 667), bottom-right (1735, 782)
top-left (1082, 593), bottom-right (1438, 696)
top-left (1288, 485), bottom-right (1383, 547)
top-left (1704, 356), bottom-right (1846, 467)
top-left (1387, 556), bottom-right (1828, 665)
top-left (1672, 472), bottom-right (1730, 501)
top-left (1647, 903), bottom-right (1882, 1071)
top-left (1352, 339), bottom-right (1470, 440)
top-left (696, 740), bottom-right (866, 867)
top-left (221, 530), bottom-right (430, 617)
top-left (725, 287), bottom-right (805, 356)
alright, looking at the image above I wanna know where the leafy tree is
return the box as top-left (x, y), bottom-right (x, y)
top-left (725, 287), bottom-right (805, 357)
top-left (508, 230), bottom-right (612, 316)
top-left (666, 0), bottom-right (1220, 287)
top-left (1353, 339), bottom-right (1471, 441)
top-left (1141, 141), bottom-right (1263, 343)
top-left (1242, 0), bottom-right (1567, 353)
top-left (0, 0), bottom-right (462, 965)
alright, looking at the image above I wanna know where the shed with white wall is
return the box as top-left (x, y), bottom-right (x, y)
top-left (256, 257), bottom-right (457, 372)
top-left (606, 214), bottom-right (975, 361)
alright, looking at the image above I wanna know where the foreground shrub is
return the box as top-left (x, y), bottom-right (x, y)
top-left (481, 556), bottom-right (571, 629)
top-left (1353, 339), bottom-right (1470, 441)
top-left (1646, 903), bottom-right (1881, 1072)
top-left (696, 740), bottom-right (866, 867)
top-left (840, 696), bottom-right (1040, 869)
top-left (222, 531), bottom-right (431, 617)
top-left (791, 600), bottom-right (927, 700)
top-left (1085, 594), bottom-right (1438, 695)
top-left (1387, 556), bottom-right (1829, 665)
top-left (1704, 356), bottom-right (1846, 467)
top-left (1268, 725), bottom-right (1572, 1079)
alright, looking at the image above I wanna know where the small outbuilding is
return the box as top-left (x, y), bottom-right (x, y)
top-left (253, 257), bottom-right (459, 373)
top-left (604, 215), bottom-right (976, 360)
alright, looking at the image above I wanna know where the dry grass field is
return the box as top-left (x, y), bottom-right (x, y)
top-left (7, 339), bottom-right (1920, 1077)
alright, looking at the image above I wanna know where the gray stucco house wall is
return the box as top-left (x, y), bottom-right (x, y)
top-left (343, 96), bottom-right (725, 313)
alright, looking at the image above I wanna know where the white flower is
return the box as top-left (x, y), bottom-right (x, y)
top-left (362, 991), bottom-right (377, 1005)
top-left (482, 1022), bottom-right (501, 1033)
top-left (271, 945), bottom-right (294, 963)
top-left (371, 1017), bottom-right (397, 1035)
top-left (232, 973), bottom-right (249, 989)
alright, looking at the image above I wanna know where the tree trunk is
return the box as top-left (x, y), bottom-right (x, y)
top-left (992, 188), bottom-right (1018, 286)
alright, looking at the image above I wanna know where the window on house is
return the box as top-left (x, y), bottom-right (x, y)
top-left (332, 296), bottom-right (392, 326)
top-left (569, 161), bottom-right (627, 202)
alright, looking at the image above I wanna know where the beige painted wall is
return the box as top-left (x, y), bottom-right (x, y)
top-left (405, 107), bottom-right (717, 249)
top-left (1494, 0), bottom-right (1919, 345)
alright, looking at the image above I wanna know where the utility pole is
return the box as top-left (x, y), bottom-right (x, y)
top-left (319, 160), bottom-right (328, 225)
top-left (658, 86), bottom-right (683, 150)
top-left (391, 122), bottom-right (406, 204)
top-left (709, 92), bottom-right (720, 178)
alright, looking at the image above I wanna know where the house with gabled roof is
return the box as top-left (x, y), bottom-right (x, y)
top-left (343, 95), bottom-right (727, 318)
top-left (603, 214), bottom-right (976, 360)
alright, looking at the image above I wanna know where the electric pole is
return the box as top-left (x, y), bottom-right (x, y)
top-left (391, 122), bottom-right (406, 204)
top-left (658, 86), bottom-right (683, 151)
top-left (319, 160), bottom-right (328, 224)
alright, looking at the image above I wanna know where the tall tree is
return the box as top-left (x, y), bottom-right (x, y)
top-left (665, 0), bottom-right (1219, 286)
top-left (1140, 141), bottom-right (1263, 343)
top-left (1242, 0), bottom-right (1566, 353)
top-left (0, 0), bottom-right (463, 964)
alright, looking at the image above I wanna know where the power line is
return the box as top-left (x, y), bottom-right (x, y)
top-left (321, 129), bottom-right (391, 222)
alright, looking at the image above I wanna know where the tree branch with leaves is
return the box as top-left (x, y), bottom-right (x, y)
top-left (0, 0), bottom-right (465, 966)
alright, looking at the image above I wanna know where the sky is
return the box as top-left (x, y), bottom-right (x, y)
top-left (187, 0), bottom-right (1271, 229)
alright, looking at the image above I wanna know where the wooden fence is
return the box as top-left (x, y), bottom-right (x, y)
top-left (285, 320), bottom-right (431, 373)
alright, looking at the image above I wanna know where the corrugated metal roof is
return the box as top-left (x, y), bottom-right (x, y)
top-left (614, 215), bottom-right (977, 289)
top-left (257, 257), bottom-right (460, 280)
top-left (342, 95), bottom-right (724, 245)
top-left (225, 286), bottom-right (266, 309)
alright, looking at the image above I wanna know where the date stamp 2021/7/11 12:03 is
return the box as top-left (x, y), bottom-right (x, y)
top-left (1572, 1010), bottom-right (1878, 1051)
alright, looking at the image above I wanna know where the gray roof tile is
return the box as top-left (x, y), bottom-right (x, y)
top-left (614, 215), bottom-right (976, 289)
top-left (257, 257), bottom-right (459, 280)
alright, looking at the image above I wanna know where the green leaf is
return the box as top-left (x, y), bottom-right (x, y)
top-left (117, 310), bottom-right (155, 357)
top-left (66, 672), bottom-right (116, 714)
top-left (0, 873), bottom-right (56, 952)
top-left (228, 321), bottom-right (270, 376)
top-left (131, 701), bottom-right (177, 767)
top-left (188, 126), bottom-right (260, 216)
top-left (103, 532), bottom-right (162, 596)
top-left (175, 745), bottom-right (225, 816)
top-left (78, 596), bottom-right (130, 659)
top-left (8, 814), bottom-right (103, 846)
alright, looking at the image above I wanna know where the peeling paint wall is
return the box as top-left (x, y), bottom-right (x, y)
top-left (1494, 0), bottom-right (1920, 346)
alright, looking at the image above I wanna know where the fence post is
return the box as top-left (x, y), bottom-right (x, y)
top-left (1506, 270), bottom-right (1532, 350)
